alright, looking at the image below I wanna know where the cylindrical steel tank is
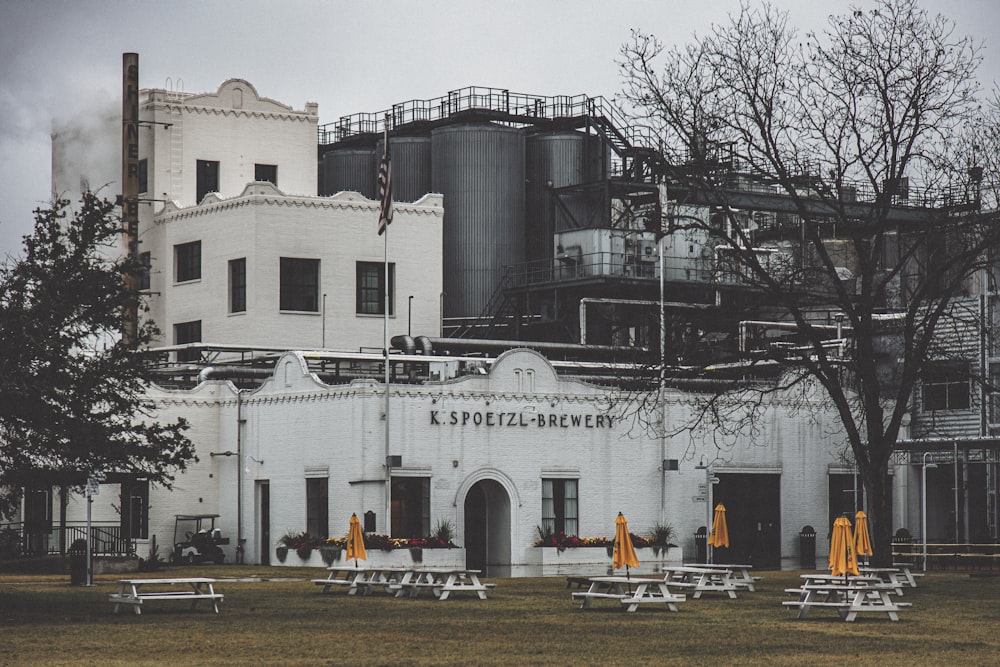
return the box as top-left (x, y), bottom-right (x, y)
top-left (376, 135), bottom-right (432, 203)
top-left (321, 147), bottom-right (377, 198)
top-left (431, 123), bottom-right (525, 319)
top-left (525, 131), bottom-right (607, 263)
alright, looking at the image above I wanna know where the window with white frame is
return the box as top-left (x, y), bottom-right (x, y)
top-left (542, 478), bottom-right (578, 536)
top-left (279, 257), bottom-right (319, 312)
top-left (174, 241), bottom-right (201, 283)
top-left (356, 261), bottom-right (395, 315)
top-left (305, 477), bottom-right (329, 538)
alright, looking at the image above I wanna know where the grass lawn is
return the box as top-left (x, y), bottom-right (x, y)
top-left (2, 565), bottom-right (999, 666)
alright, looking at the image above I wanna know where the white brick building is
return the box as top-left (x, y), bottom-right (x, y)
top-left (141, 348), bottom-right (855, 574)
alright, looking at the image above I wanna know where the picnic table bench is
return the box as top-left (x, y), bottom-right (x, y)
top-left (572, 576), bottom-right (686, 613)
top-left (109, 577), bottom-right (223, 615)
top-left (313, 565), bottom-right (493, 600)
top-left (662, 565), bottom-right (739, 599)
top-left (783, 574), bottom-right (911, 622)
top-left (685, 563), bottom-right (759, 591)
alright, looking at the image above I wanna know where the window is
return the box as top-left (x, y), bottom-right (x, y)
top-left (390, 477), bottom-right (429, 538)
top-left (174, 320), bottom-right (202, 363)
top-left (175, 241), bottom-right (201, 282)
top-left (196, 159), bottom-right (219, 203)
top-left (279, 258), bottom-right (320, 312)
top-left (305, 477), bottom-right (328, 538)
top-left (137, 251), bottom-right (151, 291)
top-left (254, 163), bottom-right (277, 185)
top-left (229, 258), bottom-right (246, 313)
top-left (120, 478), bottom-right (149, 540)
top-left (542, 479), bottom-right (578, 536)
top-left (922, 363), bottom-right (971, 411)
top-left (356, 261), bottom-right (395, 315)
top-left (137, 158), bottom-right (148, 194)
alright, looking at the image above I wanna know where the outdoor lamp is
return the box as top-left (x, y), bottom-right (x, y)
top-left (921, 452), bottom-right (938, 572)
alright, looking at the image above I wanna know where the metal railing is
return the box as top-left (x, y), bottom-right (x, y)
top-left (504, 251), bottom-right (715, 289)
top-left (1, 522), bottom-right (135, 557)
top-left (317, 85), bottom-right (663, 152)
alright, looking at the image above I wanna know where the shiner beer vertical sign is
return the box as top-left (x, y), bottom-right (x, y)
top-left (122, 53), bottom-right (139, 346)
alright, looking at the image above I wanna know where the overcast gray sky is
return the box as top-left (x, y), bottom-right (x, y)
top-left (1, 0), bottom-right (997, 261)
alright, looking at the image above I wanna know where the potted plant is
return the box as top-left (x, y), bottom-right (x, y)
top-left (648, 522), bottom-right (677, 557)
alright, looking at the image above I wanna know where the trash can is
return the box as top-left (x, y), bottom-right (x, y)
top-left (69, 539), bottom-right (87, 586)
top-left (695, 527), bottom-right (707, 564)
top-left (799, 526), bottom-right (816, 569)
top-left (892, 528), bottom-right (915, 565)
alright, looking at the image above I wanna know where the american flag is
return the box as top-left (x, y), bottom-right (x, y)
top-left (377, 156), bottom-right (393, 235)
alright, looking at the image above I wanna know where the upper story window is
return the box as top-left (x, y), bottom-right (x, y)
top-left (254, 163), bottom-right (277, 185)
top-left (280, 257), bottom-right (319, 312)
top-left (174, 241), bottom-right (201, 283)
top-left (922, 362), bottom-right (971, 411)
top-left (138, 158), bottom-right (148, 194)
top-left (356, 261), bottom-right (394, 315)
top-left (229, 258), bottom-right (247, 313)
top-left (196, 159), bottom-right (219, 203)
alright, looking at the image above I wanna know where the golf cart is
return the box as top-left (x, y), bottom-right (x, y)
top-left (171, 514), bottom-right (228, 564)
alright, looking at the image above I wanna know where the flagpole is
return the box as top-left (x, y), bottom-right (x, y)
top-left (381, 113), bottom-right (391, 537)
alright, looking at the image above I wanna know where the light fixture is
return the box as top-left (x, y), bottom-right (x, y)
top-left (921, 452), bottom-right (938, 572)
top-left (245, 456), bottom-right (264, 475)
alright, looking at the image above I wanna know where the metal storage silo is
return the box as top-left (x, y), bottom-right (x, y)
top-left (376, 135), bottom-right (432, 203)
top-left (525, 131), bottom-right (607, 263)
top-left (321, 147), bottom-right (377, 198)
top-left (431, 123), bottom-right (525, 319)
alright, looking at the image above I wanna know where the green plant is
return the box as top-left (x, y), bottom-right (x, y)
top-left (432, 519), bottom-right (454, 545)
top-left (278, 531), bottom-right (326, 559)
top-left (138, 536), bottom-right (165, 572)
top-left (648, 522), bottom-right (676, 547)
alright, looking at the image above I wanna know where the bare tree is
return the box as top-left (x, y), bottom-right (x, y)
top-left (617, 0), bottom-right (998, 564)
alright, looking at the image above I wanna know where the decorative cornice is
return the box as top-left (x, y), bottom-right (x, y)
top-left (156, 191), bottom-right (443, 223)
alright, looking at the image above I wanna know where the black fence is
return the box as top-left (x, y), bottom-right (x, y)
top-left (1, 522), bottom-right (135, 558)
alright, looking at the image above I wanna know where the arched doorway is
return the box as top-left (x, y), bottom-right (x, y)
top-left (464, 479), bottom-right (511, 577)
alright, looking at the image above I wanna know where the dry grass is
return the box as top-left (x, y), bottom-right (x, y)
top-left (2, 566), bottom-right (999, 666)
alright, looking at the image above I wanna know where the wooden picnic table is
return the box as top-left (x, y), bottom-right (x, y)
top-left (387, 567), bottom-right (492, 600)
top-left (661, 565), bottom-right (738, 599)
top-left (858, 566), bottom-right (907, 594)
top-left (313, 565), bottom-right (492, 600)
top-left (572, 576), bottom-right (686, 613)
top-left (108, 577), bottom-right (223, 615)
top-left (782, 574), bottom-right (911, 622)
top-left (685, 563), bottom-right (759, 591)
top-left (312, 564), bottom-right (409, 595)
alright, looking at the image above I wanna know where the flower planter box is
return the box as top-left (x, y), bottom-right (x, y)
top-left (274, 545), bottom-right (466, 570)
top-left (520, 546), bottom-right (682, 577)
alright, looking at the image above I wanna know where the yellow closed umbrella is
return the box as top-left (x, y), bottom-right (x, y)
top-left (707, 503), bottom-right (730, 551)
top-left (829, 516), bottom-right (859, 578)
top-left (346, 513), bottom-right (367, 566)
top-left (854, 510), bottom-right (873, 562)
top-left (613, 512), bottom-right (640, 578)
